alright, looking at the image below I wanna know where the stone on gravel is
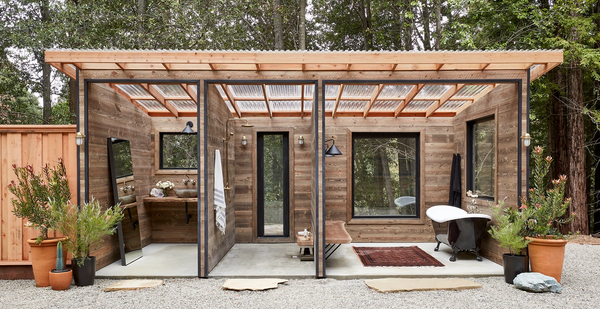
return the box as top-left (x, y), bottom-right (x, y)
top-left (365, 278), bottom-right (482, 293)
top-left (222, 279), bottom-right (288, 291)
top-left (104, 279), bottom-right (163, 292)
top-left (513, 273), bottom-right (562, 293)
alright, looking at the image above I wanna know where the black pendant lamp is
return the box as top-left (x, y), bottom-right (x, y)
top-left (324, 137), bottom-right (342, 157)
top-left (182, 121), bottom-right (195, 133)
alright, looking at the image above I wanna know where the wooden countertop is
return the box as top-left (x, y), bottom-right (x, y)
top-left (143, 197), bottom-right (198, 202)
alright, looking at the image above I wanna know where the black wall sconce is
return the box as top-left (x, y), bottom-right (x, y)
top-left (324, 136), bottom-right (342, 157)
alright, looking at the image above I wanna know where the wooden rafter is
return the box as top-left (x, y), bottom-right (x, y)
top-left (115, 63), bottom-right (126, 70)
top-left (220, 84), bottom-right (242, 118)
top-left (453, 84), bottom-right (497, 115)
top-left (394, 84), bottom-right (424, 117)
top-left (48, 63), bottom-right (76, 79)
top-left (107, 83), bottom-right (150, 115)
top-left (261, 84), bottom-right (272, 118)
top-left (162, 63), bottom-right (171, 70)
top-left (332, 84), bottom-right (345, 118)
top-left (363, 84), bottom-right (384, 118)
top-left (140, 83), bottom-right (179, 117)
top-left (300, 85), bottom-right (305, 118)
top-left (425, 84), bottom-right (465, 117)
top-left (180, 84), bottom-right (197, 103)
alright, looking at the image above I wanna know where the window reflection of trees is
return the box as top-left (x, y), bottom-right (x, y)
top-left (161, 133), bottom-right (198, 169)
top-left (473, 120), bottom-right (495, 198)
top-left (113, 140), bottom-right (133, 178)
top-left (353, 135), bottom-right (418, 217)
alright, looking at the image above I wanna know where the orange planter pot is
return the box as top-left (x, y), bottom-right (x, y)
top-left (49, 269), bottom-right (72, 290)
top-left (27, 238), bottom-right (67, 287)
top-left (527, 236), bottom-right (568, 283)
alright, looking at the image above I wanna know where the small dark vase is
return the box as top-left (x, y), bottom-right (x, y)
top-left (502, 253), bottom-right (529, 284)
top-left (72, 256), bottom-right (96, 286)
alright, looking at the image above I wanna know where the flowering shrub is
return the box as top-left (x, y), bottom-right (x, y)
top-left (489, 198), bottom-right (531, 255)
top-left (521, 146), bottom-right (575, 238)
top-left (8, 158), bottom-right (70, 244)
top-left (50, 198), bottom-right (123, 266)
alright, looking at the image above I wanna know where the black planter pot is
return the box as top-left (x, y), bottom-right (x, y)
top-left (502, 254), bottom-right (529, 284)
top-left (72, 256), bottom-right (96, 286)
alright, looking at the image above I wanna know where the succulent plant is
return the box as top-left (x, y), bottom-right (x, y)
top-left (55, 241), bottom-right (65, 271)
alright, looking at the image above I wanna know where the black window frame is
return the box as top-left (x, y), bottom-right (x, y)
top-left (351, 132), bottom-right (421, 219)
top-left (257, 132), bottom-right (290, 238)
top-left (466, 116), bottom-right (495, 201)
top-left (159, 132), bottom-right (199, 170)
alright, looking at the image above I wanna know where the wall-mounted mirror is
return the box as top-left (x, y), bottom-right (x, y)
top-left (108, 138), bottom-right (143, 266)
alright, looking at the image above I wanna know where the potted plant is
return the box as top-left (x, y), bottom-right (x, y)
top-left (489, 198), bottom-right (532, 284)
top-left (48, 241), bottom-right (72, 290)
top-left (520, 146), bottom-right (575, 283)
top-left (7, 159), bottom-right (70, 287)
top-left (50, 198), bottom-right (123, 286)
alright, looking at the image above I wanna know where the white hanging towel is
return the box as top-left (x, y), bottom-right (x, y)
top-left (214, 149), bottom-right (227, 235)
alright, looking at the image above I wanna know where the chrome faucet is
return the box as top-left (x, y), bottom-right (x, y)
top-left (183, 174), bottom-right (196, 186)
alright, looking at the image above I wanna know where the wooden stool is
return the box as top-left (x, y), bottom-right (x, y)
top-left (296, 235), bottom-right (313, 261)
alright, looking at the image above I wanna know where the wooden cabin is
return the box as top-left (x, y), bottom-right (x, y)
top-left (45, 49), bottom-right (563, 278)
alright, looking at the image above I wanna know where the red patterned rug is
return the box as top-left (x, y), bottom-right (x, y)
top-left (353, 246), bottom-right (444, 267)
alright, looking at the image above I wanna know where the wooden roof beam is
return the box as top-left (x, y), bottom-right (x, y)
top-left (425, 84), bottom-right (465, 117)
top-left (140, 83), bottom-right (178, 117)
top-left (221, 84), bottom-right (242, 118)
top-left (394, 84), bottom-right (423, 117)
top-left (180, 84), bottom-right (197, 103)
top-left (300, 85), bottom-right (305, 118)
top-left (107, 83), bottom-right (150, 115)
top-left (332, 84), bottom-right (345, 118)
top-left (162, 63), bottom-right (171, 70)
top-left (49, 63), bottom-right (76, 79)
top-left (363, 84), bottom-right (384, 118)
top-left (261, 84), bottom-right (272, 118)
top-left (453, 84), bottom-right (497, 115)
top-left (530, 62), bottom-right (561, 81)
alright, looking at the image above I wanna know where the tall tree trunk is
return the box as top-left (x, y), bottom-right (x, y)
top-left (421, 0), bottom-right (431, 50)
top-left (379, 148), bottom-right (395, 213)
top-left (41, 0), bottom-right (51, 124)
top-left (549, 69), bottom-right (568, 180)
top-left (567, 63), bottom-right (588, 233)
top-left (357, 0), bottom-right (372, 50)
top-left (137, 0), bottom-right (146, 47)
top-left (374, 148), bottom-right (385, 211)
top-left (593, 0), bottom-right (600, 233)
top-left (69, 78), bottom-right (77, 124)
top-left (273, 0), bottom-right (284, 50)
top-left (403, 0), bottom-right (414, 50)
top-left (434, 0), bottom-right (441, 50)
top-left (299, 0), bottom-right (306, 50)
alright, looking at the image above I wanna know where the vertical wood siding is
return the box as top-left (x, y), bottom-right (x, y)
top-left (0, 125), bottom-right (77, 264)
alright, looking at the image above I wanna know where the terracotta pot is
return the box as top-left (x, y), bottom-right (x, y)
top-left (49, 269), bottom-right (72, 290)
top-left (27, 238), bottom-right (67, 287)
top-left (527, 236), bottom-right (568, 283)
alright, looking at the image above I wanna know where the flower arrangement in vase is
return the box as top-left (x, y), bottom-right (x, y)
top-left (156, 180), bottom-right (175, 197)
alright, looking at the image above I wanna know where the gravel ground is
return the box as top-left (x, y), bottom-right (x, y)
top-left (1, 243), bottom-right (598, 309)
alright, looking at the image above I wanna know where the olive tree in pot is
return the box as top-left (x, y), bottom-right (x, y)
top-left (489, 198), bottom-right (532, 284)
top-left (8, 159), bottom-right (70, 287)
top-left (50, 198), bottom-right (123, 286)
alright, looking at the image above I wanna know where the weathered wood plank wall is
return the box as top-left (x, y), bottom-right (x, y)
top-left (233, 117), bottom-right (312, 243)
top-left (0, 125), bottom-right (77, 265)
top-left (454, 83), bottom-right (523, 264)
top-left (205, 84), bottom-right (236, 272)
top-left (86, 83), bottom-right (153, 269)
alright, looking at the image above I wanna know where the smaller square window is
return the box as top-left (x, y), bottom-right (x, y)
top-left (159, 133), bottom-right (198, 169)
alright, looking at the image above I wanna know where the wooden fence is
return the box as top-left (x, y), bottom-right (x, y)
top-left (0, 125), bottom-right (77, 265)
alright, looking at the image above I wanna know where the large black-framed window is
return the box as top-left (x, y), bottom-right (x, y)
top-left (467, 116), bottom-right (495, 200)
top-left (159, 132), bottom-right (198, 169)
top-left (257, 132), bottom-right (290, 237)
top-left (352, 132), bottom-right (420, 219)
